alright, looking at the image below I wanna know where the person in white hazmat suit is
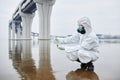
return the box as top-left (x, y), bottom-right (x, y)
top-left (54, 17), bottom-right (99, 71)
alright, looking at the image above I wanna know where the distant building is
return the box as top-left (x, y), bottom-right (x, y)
top-left (96, 34), bottom-right (120, 39)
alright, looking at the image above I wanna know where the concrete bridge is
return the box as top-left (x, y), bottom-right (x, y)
top-left (9, 0), bottom-right (56, 40)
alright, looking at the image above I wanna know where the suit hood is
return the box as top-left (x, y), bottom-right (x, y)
top-left (77, 17), bottom-right (92, 36)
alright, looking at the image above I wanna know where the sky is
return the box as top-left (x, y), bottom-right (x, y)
top-left (0, 0), bottom-right (120, 39)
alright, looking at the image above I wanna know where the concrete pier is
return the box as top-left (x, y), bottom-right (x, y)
top-left (34, 0), bottom-right (56, 39)
top-left (9, 23), bottom-right (12, 40)
top-left (20, 12), bottom-right (35, 40)
top-left (12, 21), bottom-right (16, 40)
top-left (16, 22), bottom-right (22, 40)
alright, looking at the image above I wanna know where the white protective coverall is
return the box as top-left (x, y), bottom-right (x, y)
top-left (56, 17), bottom-right (99, 63)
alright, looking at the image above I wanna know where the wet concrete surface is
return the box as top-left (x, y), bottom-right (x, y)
top-left (0, 39), bottom-right (120, 80)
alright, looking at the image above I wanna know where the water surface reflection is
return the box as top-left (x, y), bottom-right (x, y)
top-left (66, 68), bottom-right (99, 80)
top-left (7, 39), bottom-right (120, 80)
top-left (9, 40), bottom-right (55, 80)
top-left (37, 40), bottom-right (55, 80)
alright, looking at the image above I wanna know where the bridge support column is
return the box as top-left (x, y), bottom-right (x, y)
top-left (34, 0), bottom-right (56, 40)
top-left (12, 21), bottom-right (16, 40)
top-left (16, 23), bottom-right (22, 40)
top-left (20, 12), bottom-right (35, 40)
top-left (9, 24), bottom-right (12, 40)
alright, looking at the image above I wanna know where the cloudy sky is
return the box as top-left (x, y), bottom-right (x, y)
top-left (0, 0), bottom-right (120, 39)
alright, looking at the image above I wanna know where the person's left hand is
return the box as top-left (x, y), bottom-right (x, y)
top-left (57, 44), bottom-right (65, 50)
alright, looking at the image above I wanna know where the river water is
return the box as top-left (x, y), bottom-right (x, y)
top-left (0, 39), bottom-right (120, 80)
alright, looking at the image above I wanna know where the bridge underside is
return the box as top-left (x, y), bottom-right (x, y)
top-left (22, 1), bottom-right (36, 14)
